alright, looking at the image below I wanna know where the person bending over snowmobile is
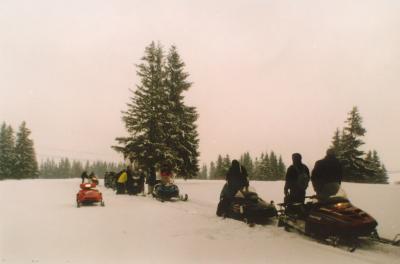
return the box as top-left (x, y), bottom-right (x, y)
top-left (81, 171), bottom-right (89, 184)
top-left (146, 167), bottom-right (157, 195)
top-left (311, 149), bottom-right (343, 200)
top-left (216, 160), bottom-right (249, 217)
top-left (137, 168), bottom-right (146, 194)
top-left (284, 153), bottom-right (310, 204)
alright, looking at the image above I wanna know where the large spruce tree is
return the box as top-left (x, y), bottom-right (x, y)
top-left (164, 45), bottom-right (199, 178)
top-left (328, 106), bottom-right (388, 183)
top-left (14, 121), bottom-right (39, 179)
top-left (114, 42), bottom-right (199, 177)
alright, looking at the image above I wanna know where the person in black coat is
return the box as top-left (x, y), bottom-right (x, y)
top-left (311, 149), bottom-right (343, 199)
top-left (217, 160), bottom-right (249, 217)
top-left (226, 160), bottom-right (249, 195)
top-left (146, 166), bottom-right (157, 195)
top-left (125, 165), bottom-right (134, 195)
top-left (284, 153), bottom-right (310, 204)
top-left (80, 171), bottom-right (88, 184)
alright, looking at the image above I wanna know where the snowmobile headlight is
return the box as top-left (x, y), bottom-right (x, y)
top-left (333, 202), bottom-right (349, 209)
top-left (84, 183), bottom-right (92, 188)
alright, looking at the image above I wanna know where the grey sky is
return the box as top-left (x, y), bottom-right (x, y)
top-left (1, 0), bottom-right (399, 181)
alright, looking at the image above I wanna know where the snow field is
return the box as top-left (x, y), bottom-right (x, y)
top-left (0, 179), bottom-right (399, 264)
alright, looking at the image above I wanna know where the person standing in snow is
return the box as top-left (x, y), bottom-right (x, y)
top-left (216, 160), bottom-right (249, 217)
top-left (311, 149), bottom-right (343, 200)
top-left (116, 170), bottom-right (127, 194)
top-left (137, 167), bottom-right (146, 194)
top-left (125, 165), bottom-right (134, 195)
top-left (146, 166), bottom-right (156, 195)
top-left (284, 153), bottom-right (310, 204)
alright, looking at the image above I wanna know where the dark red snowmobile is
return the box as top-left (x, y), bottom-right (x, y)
top-left (76, 183), bottom-right (105, 208)
top-left (277, 189), bottom-right (399, 251)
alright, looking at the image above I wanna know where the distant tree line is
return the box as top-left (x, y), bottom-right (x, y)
top-left (0, 121), bottom-right (38, 180)
top-left (39, 158), bottom-right (126, 179)
top-left (328, 106), bottom-right (388, 183)
top-left (197, 151), bottom-right (286, 181)
top-left (199, 107), bottom-right (388, 185)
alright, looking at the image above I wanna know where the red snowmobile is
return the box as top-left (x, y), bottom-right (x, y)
top-left (277, 189), bottom-right (399, 251)
top-left (76, 183), bottom-right (105, 208)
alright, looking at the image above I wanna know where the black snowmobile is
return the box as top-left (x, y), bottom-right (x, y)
top-left (217, 185), bottom-right (277, 226)
top-left (127, 173), bottom-right (145, 195)
top-left (152, 180), bottom-right (188, 202)
top-left (277, 188), bottom-right (400, 251)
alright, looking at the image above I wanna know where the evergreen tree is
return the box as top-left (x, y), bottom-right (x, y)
top-left (277, 155), bottom-right (286, 180)
top-left (365, 150), bottom-right (388, 184)
top-left (197, 164), bottom-right (208, 179)
top-left (14, 122), bottom-right (38, 179)
top-left (208, 151), bottom-right (286, 181)
top-left (214, 155), bottom-right (225, 179)
top-left (330, 128), bottom-right (342, 155)
top-left (222, 154), bottom-right (231, 176)
top-left (164, 45), bottom-right (199, 178)
top-left (259, 152), bottom-right (271, 180)
top-left (0, 123), bottom-right (16, 179)
top-left (252, 157), bottom-right (261, 180)
top-left (209, 161), bottom-right (216, 179)
top-left (240, 152), bottom-right (253, 179)
top-left (39, 158), bottom-right (58, 179)
top-left (373, 151), bottom-right (388, 183)
top-left (340, 107), bottom-right (368, 182)
top-left (269, 151), bottom-right (279, 180)
top-left (328, 106), bottom-right (388, 183)
top-left (114, 41), bottom-right (165, 170)
top-left (71, 160), bottom-right (83, 178)
top-left (84, 160), bottom-right (90, 172)
top-left (58, 158), bottom-right (71, 178)
top-left (114, 42), bottom-right (199, 178)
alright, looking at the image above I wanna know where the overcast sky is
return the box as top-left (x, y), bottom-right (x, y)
top-left (1, 0), bottom-right (399, 181)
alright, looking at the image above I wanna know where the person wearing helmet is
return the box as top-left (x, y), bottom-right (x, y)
top-left (160, 163), bottom-right (173, 184)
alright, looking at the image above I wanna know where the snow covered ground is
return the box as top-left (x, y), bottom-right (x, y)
top-left (1, 179), bottom-right (399, 264)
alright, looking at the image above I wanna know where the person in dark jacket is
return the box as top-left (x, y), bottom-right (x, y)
top-left (146, 166), bottom-right (157, 195)
top-left (311, 149), bottom-right (343, 199)
top-left (81, 171), bottom-right (88, 184)
top-left (125, 165), bottom-right (134, 195)
top-left (216, 160), bottom-right (249, 217)
top-left (284, 153), bottom-right (310, 204)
